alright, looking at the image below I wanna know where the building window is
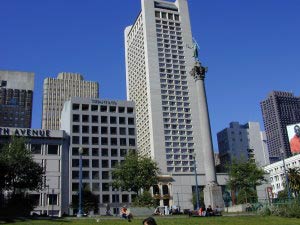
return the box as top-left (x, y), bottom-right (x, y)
top-left (120, 138), bottom-right (127, 146)
top-left (120, 149), bottom-right (127, 157)
top-left (101, 126), bottom-right (108, 134)
top-left (118, 107), bottom-right (125, 113)
top-left (82, 136), bottom-right (89, 144)
top-left (82, 115), bottom-right (89, 123)
top-left (82, 104), bottom-right (89, 111)
top-left (128, 118), bottom-right (135, 125)
top-left (82, 125), bottom-right (89, 133)
top-left (102, 183), bottom-right (110, 191)
top-left (92, 137), bottom-right (99, 145)
top-left (92, 148), bottom-right (99, 156)
top-left (110, 117), bottom-right (117, 124)
top-left (102, 160), bottom-right (109, 168)
top-left (92, 171), bottom-right (99, 179)
top-left (72, 136), bottom-right (79, 144)
top-left (92, 126), bottom-right (98, 134)
top-left (73, 114), bottom-right (80, 122)
top-left (101, 116), bottom-right (108, 123)
top-left (101, 148), bottom-right (108, 156)
top-left (109, 106), bottom-right (116, 113)
top-left (128, 128), bottom-right (135, 135)
top-left (127, 107), bottom-right (134, 114)
top-left (110, 127), bottom-right (117, 135)
top-left (92, 115), bottom-right (98, 123)
top-left (111, 148), bottom-right (118, 157)
top-left (111, 138), bottom-right (118, 146)
top-left (129, 139), bottom-right (135, 146)
top-left (82, 159), bottom-right (89, 167)
top-left (72, 104), bottom-right (80, 110)
top-left (48, 145), bottom-right (58, 155)
top-left (92, 183), bottom-right (100, 192)
top-left (101, 137), bottom-right (108, 145)
top-left (102, 171), bottom-right (109, 179)
top-left (100, 105), bottom-right (107, 112)
top-left (92, 159), bottom-right (99, 168)
top-left (91, 105), bottom-right (98, 111)
top-left (119, 117), bottom-right (126, 124)
top-left (31, 144), bottom-right (42, 154)
top-left (119, 127), bottom-right (126, 135)
top-left (103, 195), bottom-right (110, 203)
top-left (72, 125), bottom-right (80, 133)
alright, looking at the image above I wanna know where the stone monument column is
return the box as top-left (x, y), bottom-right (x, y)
top-left (190, 60), bottom-right (224, 209)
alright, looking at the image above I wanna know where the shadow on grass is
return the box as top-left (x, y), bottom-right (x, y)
top-left (0, 217), bottom-right (71, 224)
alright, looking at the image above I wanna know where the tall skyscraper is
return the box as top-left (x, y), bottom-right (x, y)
top-left (217, 122), bottom-right (270, 167)
top-left (42, 72), bottom-right (99, 130)
top-left (125, 0), bottom-right (224, 208)
top-left (260, 91), bottom-right (300, 162)
top-left (0, 70), bottom-right (34, 128)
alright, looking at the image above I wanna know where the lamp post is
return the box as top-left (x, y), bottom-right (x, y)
top-left (77, 147), bottom-right (83, 217)
top-left (193, 153), bottom-right (200, 210)
top-left (51, 189), bottom-right (54, 218)
top-left (46, 185), bottom-right (49, 216)
top-left (281, 149), bottom-right (291, 200)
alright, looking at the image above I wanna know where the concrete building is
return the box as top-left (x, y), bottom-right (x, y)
top-left (264, 154), bottom-right (300, 198)
top-left (61, 97), bottom-right (137, 215)
top-left (260, 91), bottom-right (300, 163)
top-left (42, 72), bottom-right (99, 130)
top-left (0, 127), bottom-right (69, 216)
top-left (217, 122), bottom-right (270, 167)
top-left (0, 70), bottom-right (34, 128)
top-left (125, 0), bottom-right (224, 209)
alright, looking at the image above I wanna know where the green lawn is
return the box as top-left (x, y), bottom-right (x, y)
top-left (1, 216), bottom-right (300, 225)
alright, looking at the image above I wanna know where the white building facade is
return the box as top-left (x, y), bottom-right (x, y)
top-left (61, 97), bottom-right (137, 215)
top-left (42, 72), bottom-right (99, 130)
top-left (264, 154), bottom-right (300, 197)
top-left (0, 127), bottom-right (69, 216)
top-left (125, 0), bottom-right (226, 209)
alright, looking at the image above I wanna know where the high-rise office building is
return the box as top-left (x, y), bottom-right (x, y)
top-left (42, 72), bottom-right (99, 130)
top-left (260, 91), bottom-right (300, 162)
top-left (217, 122), bottom-right (270, 167)
top-left (125, 0), bottom-right (224, 209)
top-left (61, 97), bottom-right (137, 215)
top-left (0, 70), bottom-right (34, 128)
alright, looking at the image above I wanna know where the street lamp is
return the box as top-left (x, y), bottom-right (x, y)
top-left (193, 153), bottom-right (200, 210)
top-left (77, 147), bottom-right (83, 217)
top-left (281, 149), bottom-right (291, 201)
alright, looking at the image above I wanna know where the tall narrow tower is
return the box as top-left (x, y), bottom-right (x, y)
top-left (125, 0), bottom-right (223, 209)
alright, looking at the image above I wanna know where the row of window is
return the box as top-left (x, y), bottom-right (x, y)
top-left (72, 104), bottom-right (134, 114)
top-left (72, 125), bottom-right (135, 135)
top-left (72, 159), bottom-right (120, 168)
top-left (72, 114), bottom-right (135, 125)
top-left (72, 136), bottom-right (136, 146)
top-left (72, 147), bottom-right (128, 157)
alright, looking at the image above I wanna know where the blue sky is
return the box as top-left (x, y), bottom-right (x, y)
top-left (0, 0), bottom-right (299, 151)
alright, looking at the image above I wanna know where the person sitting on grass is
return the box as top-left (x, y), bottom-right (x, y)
top-left (120, 205), bottom-right (133, 222)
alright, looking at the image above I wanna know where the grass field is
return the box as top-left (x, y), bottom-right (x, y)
top-left (1, 216), bottom-right (300, 225)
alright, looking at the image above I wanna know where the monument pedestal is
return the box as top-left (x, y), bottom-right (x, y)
top-left (204, 182), bottom-right (224, 209)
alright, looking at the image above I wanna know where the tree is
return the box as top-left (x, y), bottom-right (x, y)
top-left (71, 188), bottom-right (99, 214)
top-left (287, 167), bottom-right (300, 197)
top-left (0, 137), bottom-right (44, 194)
top-left (226, 160), bottom-right (266, 204)
top-left (112, 150), bottom-right (160, 195)
top-left (0, 137), bottom-right (44, 216)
